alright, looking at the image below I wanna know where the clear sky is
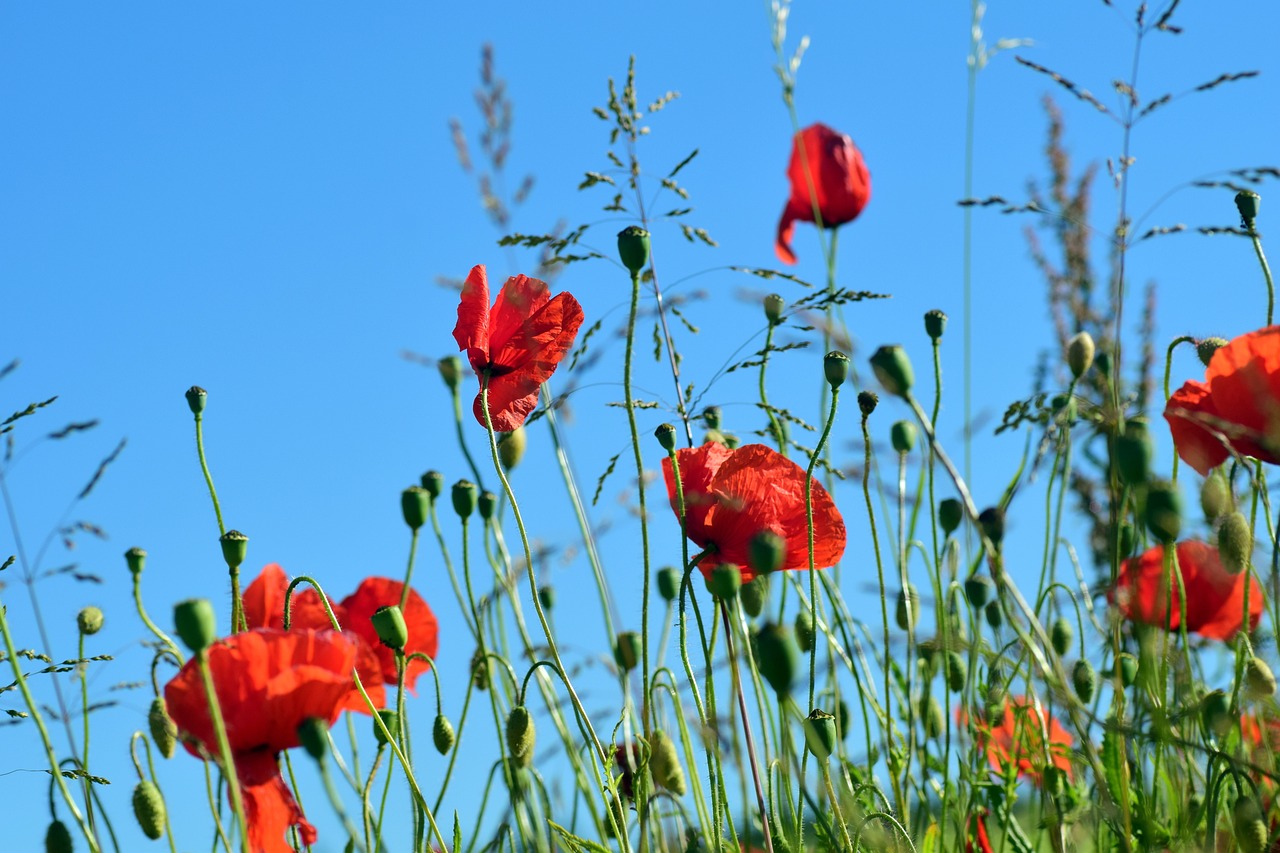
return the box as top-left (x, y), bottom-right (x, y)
top-left (3, 2), bottom-right (1279, 850)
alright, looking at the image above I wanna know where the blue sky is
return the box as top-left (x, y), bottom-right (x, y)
top-left (3, 2), bottom-right (1279, 849)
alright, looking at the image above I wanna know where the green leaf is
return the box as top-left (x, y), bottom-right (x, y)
top-left (547, 821), bottom-right (612, 853)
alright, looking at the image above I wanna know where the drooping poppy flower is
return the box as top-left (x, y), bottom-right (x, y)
top-left (1165, 327), bottom-right (1280, 476)
top-left (452, 264), bottom-right (585, 432)
top-left (340, 576), bottom-right (440, 692)
top-left (164, 629), bottom-right (361, 853)
top-left (775, 123), bottom-right (871, 265)
top-left (661, 442), bottom-right (846, 582)
top-left (240, 564), bottom-right (387, 712)
top-left (969, 697), bottom-right (1073, 787)
top-left (1112, 540), bottom-right (1264, 641)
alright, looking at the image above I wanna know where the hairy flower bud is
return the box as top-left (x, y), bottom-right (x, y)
top-left (1235, 796), bottom-right (1268, 853)
top-left (371, 606), bottom-right (408, 651)
top-left (433, 714), bottom-right (456, 755)
top-left (437, 355), bottom-right (464, 390)
top-left (1200, 475), bottom-right (1229, 521)
top-left (374, 708), bottom-right (400, 746)
top-left (174, 599), bottom-right (217, 654)
top-left (45, 820), bottom-right (73, 853)
top-left (506, 705), bottom-right (536, 767)
top-left (1072, 659), bottom-right (1097, 703)
top-left (1066, 332), bottom-right (1095, 379)
top-left (921, 696), bottom-right (944, 738)
top-left (1218, 511), bottom-right (1253, 575)
top-left (870, 345), bottom-right (914, 397)
top-left (149, 697), bottom-right (178, 759)
top-left (77, 606), bottom-right (104, 636)
top-left (896, 585), bottom-right (919, 631)
top-left (794, 609), bottom-right (815, 653)
top-left (613, 631), bottom-right (642, 672)
top-left (755, 622), bottom-right (798, 696)
top-left (498, 426), bottom-right (527, 470)
top-left (749, 530), bottom-right (786, 576)
top-left (1050, 617), bottom-right (1073, 657)
top-left (1196, 336), bottom-right (1229, 367)
top-left (890, 420), bottom-right (916, 454)
top-left (1145, 481), bottom-right (1182, 543)
top-left (1115, 419), bottom-right (1153, 486)
top-left (656, 566), bottom-right (681, 602)
top-left (964, 574), bottom-right (992, 608)
top-left (130, 778), bottom-right (167, 840)
top-left (939, 498), bottom-right (963, 536)
top-left (978, 507), bottom-right (1005, 548)
top-left (1246, 657), bottom-right (1277, 700)
top-left (297, 717), bottom-right (329, 761)
top-left (945, 651), bottom-right (967, 692)
top-left (649, 730), bottom-right (686, 795)
top-left (740, 575), bottom-right (769, 618)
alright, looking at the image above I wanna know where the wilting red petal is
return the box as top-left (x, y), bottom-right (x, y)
top-left (971, 697), bottom-right (1073, 786)
top-left (1112, 540), bottom-right (1263, 641)
top-left (1204, 326), bottom-right (1280, 465)
top-left (1164, 380), bottom-right (1230, 476)
top-left (775, 123), bottom-right (871, 265)
top-left (662, 443), bottom-right (845, 582)
top-left (340, 577), bottom-right (440, 691)
top-left (236, 750), bottom-right (318, 853)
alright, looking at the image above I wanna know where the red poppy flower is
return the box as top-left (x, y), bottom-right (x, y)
top-left (1112, 540), bottom-right (1264, 641)
top-left (775, 123), bottom-right (871, 265)
top-left (452, 264), bottom-right (585, 432)
top-left (1165, 327), bottom-right (1280, 475)
top-left (340, 577), bottom-right (440, 692)
top-left (966, 810), bottom-right (994, 853)
top-left (164, 629), bottom-right (361, 853)
top-left (661, 442), bottom-right (846, 582)
top-left (970, 697), bottom-right (1073, 787)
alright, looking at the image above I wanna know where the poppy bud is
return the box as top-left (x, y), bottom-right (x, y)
top-left (857, 390), bottom-right (879, 417)
top-left (452, 479), bottom-right (477, 520)
top-left (1246, 657), bottom-right (1276, 700)
top-left (984, 601), bottom-right (1004, 630)
top-left (836, 700), bottom-right (851, 741)
top-left (924, 309), bottom-right (948, 341)
top-left (130, 777), bottom-right (167, 840)
top-left (1066, 332), bottom-right (1095, 379)
top-left (617, 225), bottom-right (651, 274)
top-left (371, 605), bottom-right (408, 651)
top-left (1144, 481), bottom-right (1182, 543)
top-left (921, 696), bottom-right (944, 738)
top-left (77, 606), bottom-right (104, 636)
top-left (1234, 796), bottom-right (1268, 853)
top-left (895, 585), bottom-right (919, 631)
top-left (703, 406), bottom-right (722, 430)
top-left (477, 490), bottom-right (498, 521)
top-left (174, 599), bottom-right (217, 654)
top-left (964, 574), bottom-right (992, 608)
top-left (498, 427), bottom-right (526, 470)
top-left (985, 689), bottom-right (1007, 726)
top-left (945, 651), bottom-right (967, 692)
top-left (1218, 511), bottom-right (1253, 575)
top-left (740, 575), bottom-right (769, 618)
top-left (823, 350), bottom-right (850, 389)
top-left (1072, 659), bottom-right (1097, 703)
top-left (1200, 475), bottom-right (1229, 521)
top-left (649, 730), bottom-right (686, 795)
top-left (537, 585), bottom-right (555, 611)
top-left (1115, 419), bottom-right (1153, 486)
top-left (707, 563), bottom-right (741, 600)
top-left (125, 546), bottom-right (147, 576)
top-left (794, 609), bottom-right (815, 652)
top-left (1196, 337), bottom-right (1228, 367)
top-left (433, 713), bottom-right (456, 755)
top-left (506, 705), bottom-right (536, 767)
top-left (1050, 618), bottom-right (1073, 657)
top-left (1202, 689), bottom-right (1231, 737)
top-left (1117, 652), bottom-right (1139, 688)
top-left (655, 423), bottom-right (677, 452)
top-left (45, 820), bottom-right (73, 853)
top-left (764, 293), bottom-right (786, 325)
top-left (939, 498), bottom-right (963, 535)
top-left (469, 649), bottom-right (489, 691)
top-left (420, 469), bottom-right (444, 499)
top-left (613, 631), bottom-right (642, 672)
top-left (218, 530), bottom-right (248, 570)
top-left (437, 355), bottom-right (464, 390)
top-left (401, 486), bottom-right (430, 531)
top-left (657, 566), bottom-right (681, 602)
top-left (374, 708), bottom-right (400, 746)
top-left (870, 345), bottom-right (914, 397)
top-left (978, 507), bottom-right (1004, 548)
top-left (297, 717), bottom-right (329, 761)
top-left (755, 622), bottom-right (798, 696)
top-left (749, 530), bottom-right (786, 576)
top-left (890, 421), bottom-right (916, 454)
top-left (1236, 190), bottom-right (1261, 227)
top-left (185, 385), bottom-right (207, 416)
top-left (803, 708), bottom-right (838, 761)
top-left (149, 697), bottom-right (177, 759)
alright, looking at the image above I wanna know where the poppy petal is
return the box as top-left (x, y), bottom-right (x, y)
top-left (340, 577), bottom-right (440, 691)
top-left (236, 750), bottom-right (319, 853)
top-left (452, 265), bottom-right (492, 373)
top-left (1164, 380), bottom-right (1230, 476)
top-left (1204, 326), bottom-right (1280, 465)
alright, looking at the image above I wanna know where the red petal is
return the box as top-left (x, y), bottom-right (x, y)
top-left (241, 564), bottom-right (341, 632)
top-left (452, 265), bottom-right (492, 373)
top-left (1164, 380), bottom-right (1230, 476)
top-left (774, 198), bottom-right (804, 265)
top-left (1205, 326), bottom-right (1280, 465)
top-left (236, 750), bottom-right (319, 853)
top-left (663, 443), bottom-right (734, 555)
top-left (340, 577), bottom-right (440, 691)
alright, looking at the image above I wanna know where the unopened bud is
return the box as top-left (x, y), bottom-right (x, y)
top-left (870, 345), bottom-right (914, 397)
top-left (823, 351), bottom-right (850, 389)
top-left (1050, 617), bottom-right (1073, 657)
top-left (437, 355), bottom-right (464, 390)
top-left (649, 730), bottom-right (686, 795)
top-left (1218, 511), bottom-right (1253, 575)
top-left (945, 651), bottom-right (967, 692)
top-left (978, 506), bottom-right (1005, 548)
top-left (297, 717), bottom-right (329, 761)
top-left (401, 486), bottom-right (430, 530)
top-left (1200, 475), bottom-right (1229, 521)
top-left (506, 705), bottom-right (536, 767)
top-left (740, 575), bottom-right (769, 618)
top-left (984, 600), bottom-right (1004, 630)
top-left (1197, 337), bottom-right (1229, 367)
top-left (939, 498), bottom-right (963, 535)
top-left (748, 530), bottom-right (786, 576)
top-left (803, 708), bottom-right (838, 761)
top-left (794, 609), bottom-right (815, 652)
top-left (174, 599), bottom-right (217, 654)
top-left (964, 575), bottom-right (992, 608)
top-left (1144, 481), bottom-right (1182, 543)
top-left (707, 563), bottom-right (741, 600)
top-left (77, 606), bottom-right (104, 636)
top-left (185, 386), bottom-right (207, 416)
top-left (921, 696), bottom-right (944, 738)
top-left (1115, 419), bottom-right (1152, 485)
top-left (132, 780), bottom-right (167, 840)
top-left (617, 225), bottom-right (651, 274)
top-left (374, 708), bottom-right (400, 746)
top-left (764, 293), bottom-right (786, 325)
top-left (1234, 796), bottom-right (1268, 853)
top-left (613, 631), bottom-right (642, 672)
top-left (433, 714), bottom-right (456, 755)
top-left (452, 479), bottom-right (477, 520)
top-left (895, 585), bottom-right (919, 631)
top-left (46, 820), bottom-right (73, 853)
top-left (149, 698), bottom-right (178, 759)
top-left (1117, 653), bottom-right (1139, 688)
top-left (702, 406), bottom-right (722, 430)
top-left (371, 606), bottom-right (408, 651)
top-left (755, 622), bottom-right (798, 696)
top-left (1246, 657), bottom-right (1276, 700)
top-left (537, 585), bottom-right (555, 611)
top-left (890, 420), bottom-right (916, 454)
top-left (1066, 332), bottom-right (1095, 379)
top-left (657, 567), bottom-right (681, 602)
top-left (1072, 659), bottom-right (1097, 703)
top-left (125, 547), bottom-right (147, 576)
top-left (655, 423), bottom-right (677, 452)
top-left (1236, 190), bottom-right (1261, 227)
top-left (498, 426), bottom-right (526, 470)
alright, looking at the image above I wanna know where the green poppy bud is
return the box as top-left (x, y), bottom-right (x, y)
top-left (370, 605), bottom-right (408, 651)
top-left (125, 547), bottom-right (147, 576)
top-left (823, 350), bottom-right (850, 389)
top-left (433, 714), bottom-right (455, 755)
top-left (77, 606), bottom-right (104, 637)
top-left (537, 585), bottom-right (555, 611)
top-left (870, 345), bottom-right (914, 397)
top-left (857, 390), bottom-right (879, 417)
top-left (978, 506), bottom-right (1005, 548)
top-left (45, 819), bottom-right (73, 853)
top-left (477, 490), bottom-right (498, 522)
top-left (703, 406), bottom-right (722, 430)
top-left (1234, 796), bottom-right (1268, 853)
top-left (946, 651), bottom-right (967, 692)
top-left (755, 622), bottom-right (798, 696)
top-left (654, 423), bottom-right (677, 452)
top-left (506, 705), bottom-right (536, 767)
top-left (297, 717), bottom-right (329, 761)
top-left (498, 426), bottom-right (526, 470)
top-left (1117, 652), bottom-right (1139, 688)
top-left (149, 697), bottom-right (177, 759)
top-left (964, 575), bottom-right (993, 608)
top-left (374, 708), bottom-right (400, 746)
top-left (921, 696), bottom-right (944, 738)
top-left (185, 385), bottom-right (207, 416)
top-left (437, 355), bottom-right (464, 391)
top-left (617, 225), bottom-right (651, 274)
top-left (1201, 475), bottom-right (1229, 521)
top-left (174, 599), bottom-right (217, 654)
top-left (420, 469), bottom-right (444, 499)
top-left (131, 778), bottom-right (167, 840)
top-left (470, 649), bottom-right (489, 691)
top-left (890, 420), bottom-right (917, 454)
top-left (939, 498), bottom-right (964, 535)
top-left (1050, 617), bottom-right (1073, 657)
top-left (401, 486), bottom-right (430, 531)
top-left (984, 600), bottom-right (1004, 630)
top-left (764, 293), bottom-right (786, 325)
top-left (1236, 190), bottom-right (1261, 227)
top-left (924, 309), bottom-right (948, 341)
top-left (1072, 659), bottom-right (1097, 704)
top-left (649, 730), bottom-right (686, 795)
top-left (749, 530), bottom-right (786, 576)
top-left (740, 575), bottom-right (769, 618)
top-left (1218, 511), bottom-right (1253, 575)
top-left (1145, 481), bottom-right (1182, 543)
top-left (451, 479), bottom-right (477, 520)
top-left (613, 631), bottom-right (642, 672)
top-left (1246, 657), bottom-right (1276, 700)
top-left (656, 566), bottom-right (681, 602)
top-left (1115, 419), bottom-right (1153, 486)
top-left (1066, 332), bottom-right (1095, 379)
top-left (219, 530), bottom-right (248, 570)
top-left (1051, 393), bottom-right (1077, 421)
top-left (803, 708), bottom-right (838, 761)
top-left (1197, 336), bottom-right (1229, 367)
top-left (896, 584), bottom-right (919, 631)
top-left (707, 563), bottom-right (741, 601)
top-left (794, 609), bottom-right (815, 653)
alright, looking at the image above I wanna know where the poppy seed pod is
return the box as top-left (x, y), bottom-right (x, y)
top-left (77, 606), bottom-right (104, 636)
top-left (537, 585), bottom-right (555, 611)
top-left (173, 599), bottom-right (217, 654)
top-left (1234, 796), bottom-right (1268, 853)
top-left (895, 585), bottom-right (919, 631)
top-left (945, 651), bottom-right (967, 692)
top-left (740, 575), bottom-right (769, 618)
top-left (764, 293), bottom-right (786, 325)
top-left (452, 479), bottom-right (477, 520)
top-left (1245, 657), bottom-right (1277, 700)
top-left (656, 566), bottom-right (681, 602)
top-left (857, 390), bottom-right (879, 417)
top-left (125, 546), bottom-right (147, 576)
top-left (617, 225), bottom-right (651, 274)
top-left (297, 717), bottom-right (329, 761)
top-left (506, 705), bottom-right (536, 767)
top-left (371, 606), bottom-right (408, 651)
top-left (1144, 481), bottom-right (1182, 543)
top-left (1072, 659), bottom-right (1097, 703)
top-left (1195, 336), bottom-right (1228, 367)
top-left (477, 491), bottom-right (498, 522)
top-left (131, 779), bottom-right (167, 840)
top-left (939, 498), bottom-right (963, 535)
top-left (649, 730), bottom-right (686, 795)
top-left (924, 309), bottom-right (948, 341)
top-left (964, 574), bottom-right (993, 608)
top-left (654, 422), bottom-right (677, 452)
top-left (185, 385), bottom-right (207, 416)
top-left (420, 469), bottom-right (444, 499)
top-left (984, 600), bottom-right (1004, 630)
top-left (498, 426), bottom-right (527, 470)
top-left (1200, 475), bottom-right (1229, 522)
top-left (749, 530), bottom-right (787, 576)
top-left (1218, 511), bottom-right (1253, 575)
top-left (803, 708), bottom-right (838, 761)
top-left (823, 350), bottom-right (850, 389)
top-left (374, 708), bottom-right (400, 746)
top-left (978, 506), bottom-right (1005, 548)
top-left (870, 345), bottom-right (914, 397)
top-left (890, 420), bottom-right (917, 454)
top-left (1050, 618), bottom-right (1073, 658)
top-left (433, 713), bottom-right (456, 755)
top-left (45, 820), bottom-right (73, 853)
top-left (401, 486), bottom-right (430, 531)
top-left (149, 697), bottom-right (177, 759)
top-left (1236, 190), bottom-right (1261, 227)
top-left (707, 563), bottom-right (741, 600)
top-left (1066, 332), bottom-right (1095, 379)
top-left (755, 622), bottom-right (798, 696)
top-left (613, 631), bottom-right (642, 672)
top-left (794, 609), bottom-right (815, 653)
top-left (219, 530), bottom-right (248, 570)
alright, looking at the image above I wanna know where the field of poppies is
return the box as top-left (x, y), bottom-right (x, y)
top-left (5, 2), bottom-right (1280, 852)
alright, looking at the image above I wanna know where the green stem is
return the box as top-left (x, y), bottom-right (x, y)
top-left (623, 268), bottom-right (655, 739)
top-left (400, 528), bottom-right (420, 609)
top-left (1249, 226), bottom-right (1275, 326)
top-left (197, 654), bottom-right (248, 849)
top-left (804, 383), bottom-right (839, 712)
top-left (193, 414), bottom-right (225, 537)
top-left (721, 601), bottom-right (774, 853)
top-left (78, 633), bottom-right (96, 838)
